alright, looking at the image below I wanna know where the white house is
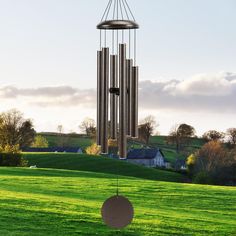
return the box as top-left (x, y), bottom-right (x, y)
top-left (127, 148), bottom-right (169, 168)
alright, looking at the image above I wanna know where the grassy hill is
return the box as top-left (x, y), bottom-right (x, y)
top-left (40, 133), bottom-right (93, 149)
top-left (23, 153), bottom-right (183, 182)
top-left (0, 167), bottom-right (235, 236)
top-left (40, 133), bottom-right (206, 165)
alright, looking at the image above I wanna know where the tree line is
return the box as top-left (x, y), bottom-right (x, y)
top-left (0, 109), bottom-right (235, 185)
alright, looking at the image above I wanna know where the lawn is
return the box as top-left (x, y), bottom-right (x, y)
top-left (0, 167), bottom-right (235, 236)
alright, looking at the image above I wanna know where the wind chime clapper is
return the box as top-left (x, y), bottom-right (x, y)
top-left (96, 0), bottom-right (139, 160)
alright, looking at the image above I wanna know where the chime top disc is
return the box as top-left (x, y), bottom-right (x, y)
top-left (101, 195), bottom-right (134, 229)
top-left (97, 20), bottom-right (139, 30)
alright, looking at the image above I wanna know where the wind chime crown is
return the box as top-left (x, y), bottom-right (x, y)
top-left (97, 0), bottom-right (139, 30)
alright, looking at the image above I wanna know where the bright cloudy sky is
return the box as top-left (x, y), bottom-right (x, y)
top-left (0, 0), bottom-right (235, 135)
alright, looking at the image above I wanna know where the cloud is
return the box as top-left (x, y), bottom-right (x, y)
top-left (0, 72), bottom-right (236, 113)
top-left (164, 72), bottom-right (235, 96)
top-left (0, 85), bottom-right (96, 108)
top-left (139, 72), bottom-right (236, 113)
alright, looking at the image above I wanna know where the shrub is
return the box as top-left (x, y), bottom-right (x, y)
top-left (0, 145), bottom-right (28, 167)
top-left (86, 143), bottom-right (101, 155)
top-left (193, 172), bottom-right (213, 185)
top-left (31, 135), bottom-right (49, 148)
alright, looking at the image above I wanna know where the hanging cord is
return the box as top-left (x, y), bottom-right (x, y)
top-left (105, 0), bottom-right (113, 21)
top-left (112, 0), bottom-right (117, 19)
top-left (119, 0), bottom-right (124, 20)
top-left (134, 29), bottom-right (136, 65)
top-left (117, 28), bottom-right (119, 54)
top-left (129, 29), bottom-right (131, 59)
top-left (100, 0), bottom-right (112, 22)
top-left (118, 0), bottom-right (124, 43)
top-left (112, 30), bottom-right (114, 54)
top-left (112, 0), bottom-right (116, 54)
top-left (123, 0), bottom-right (136, 22)
top-left (121, 0), bottom-right (129, 20)
top-left (100, 30), bottom-right (102, 50)
top-left (116, 158), bottom-right (119, 196)
top-left (105, 30), bottom-right (107, 47)
top-left (116, 0), bottom-right (119, 19)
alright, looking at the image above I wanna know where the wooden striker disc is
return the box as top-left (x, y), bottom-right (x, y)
top-left (101, 195), bottom-right (134, 229)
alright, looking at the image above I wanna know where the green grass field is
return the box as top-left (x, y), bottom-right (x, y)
top-left (0, 167), bottom-right (235, 236)
top-left (42, 134), bottom-right (93, 150)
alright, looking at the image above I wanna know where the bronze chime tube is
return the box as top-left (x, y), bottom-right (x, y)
top-left (110, 55), bottom-right (118, 140)
top-left (119, 44), bottom-right (127, 159)
top-left (131, 66), bottom-right (139, 138)
top-left (101, 47), bottom-right (109, 154)
top-left (97, 50), bottom-right (103, 146)
top-left (126, 59), bottom-right (133, 136)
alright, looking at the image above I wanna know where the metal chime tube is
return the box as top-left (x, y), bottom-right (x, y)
top-left (126, 59), bottom-right (133, 136)
top-left (97, 50), bottom-right (103, 146)
top-left (110, 55), bottom-right (118, 140)
top-left (101, 47), bottom-right (109, 154)
top-left (119, 44), bottom-right (127, 159)
top-left (131, 66), bottom-right (139, 138)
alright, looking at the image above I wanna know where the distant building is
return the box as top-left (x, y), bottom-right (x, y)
top-left (174, 159), bottom-right (187, 170)
top-left (127, 148), bottom-right (170, 168)
top-left (22, 147), bottom-right (83, 153)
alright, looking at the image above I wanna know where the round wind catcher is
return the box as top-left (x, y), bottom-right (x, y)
top-left (96, 0), bottom-right (139, 229)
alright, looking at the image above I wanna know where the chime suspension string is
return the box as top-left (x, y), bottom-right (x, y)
top-left (116, 158), bottom-right (119, 196)
top-left (117, 0), bottom-right (119, 20)
top-left (123, 0), bottom-right (136, 22)
top-left (121, 0), bottom-right (129, 20)
top-left (100, 30), bottom-right (102, 51)
top-left (112, 31), bottom-right (114, 54)
top-left (105, 30), bottom-right (107, 47)
top-left (112, 0), bottom-right (116, 20)
top-left (134, 29), bottom-right (136, 66)
top-left (112, 0), bottom-right (116, 55)
top-left (100, 0), bottom-right (112, 22)
top-left (105, 0), bottom-right (113, 21)
top-left (129, 30), bottom-right (131, 59)
top-left (119, 0), bottom-right (124, 19)
top-left (117, 29), bottom-right (119, 55)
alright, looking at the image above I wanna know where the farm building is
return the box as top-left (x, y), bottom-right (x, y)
top-left (127, 148), bottom-right (170, 168)
top-left (174, 159), bottom-right (187, 170)
top-left (22, 147), bottom-right (83, 153)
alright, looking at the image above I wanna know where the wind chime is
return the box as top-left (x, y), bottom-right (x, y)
top-left (97, 0), bottom-right (140, 229)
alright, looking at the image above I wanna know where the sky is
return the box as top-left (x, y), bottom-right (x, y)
top-left (0, 0), bottom-right (235, 135)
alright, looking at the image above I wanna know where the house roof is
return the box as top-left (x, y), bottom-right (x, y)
top-left (127, 148), bottom-right (164, 160)
top-left (22, 147), bottom-right (82, 153)
top-left (175, 159), bottom-right (187, 166)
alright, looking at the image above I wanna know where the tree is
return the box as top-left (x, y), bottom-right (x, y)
top-left (226, 128), bottom-right (236, 145)
top-left (57, 125), bottom-right (63, 134)
top-left (79, 118), bottom-right (96, 137)
top-left (167, 124), bottom-right (196, 152)
top-left (56, 125), bottom-right (70, 147)
top-left (0, 109), bottom-right (36, 148)
top-left (31, 135), bottom-right (49, 148)
top-left (188, 141), bottom-right (236, 185)
top-left (86, 143), bottom-right (101, 155)
top-left (202, 130), bottom-right (225, 142)
top-left (186, 154), bottom-right (197, 177)
top-left (138, 115), bottom-right (157, 145)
